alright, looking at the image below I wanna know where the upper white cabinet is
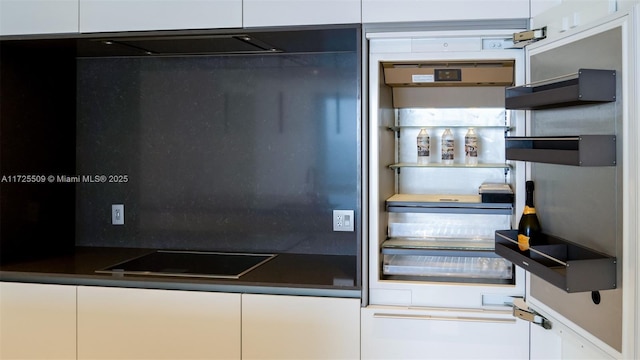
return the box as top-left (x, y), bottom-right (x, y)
top-left (243, 0), bottom-right (361, 27)
top-left (79, 0), bottom-right (242, 33)
top-left (0, 282), bottom-right (77, 360)
top-left (362, 0), bottom-right (529, 23)
top-left (242, 294), bottom-right (361, 359)
top-left (531, 0), bottom-right (625, 39)
top-left (0, 0), bottom-right (78, 36)
top-left (77, 286), bottom-right (241, 360)
top-left (530, 0), bottom-right (561, 18)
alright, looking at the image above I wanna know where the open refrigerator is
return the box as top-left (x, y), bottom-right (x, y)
top-left (363, 28), bottom-right (530, 359)
top-left (363, 6), bottom-right (638, 358)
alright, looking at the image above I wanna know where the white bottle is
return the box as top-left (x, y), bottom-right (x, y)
top-left (441, 128), bottom-right (454, 165)
top-left (465, 127), bottom-right (478, 166)
top-left (417, 128), bottom-right (430, 164)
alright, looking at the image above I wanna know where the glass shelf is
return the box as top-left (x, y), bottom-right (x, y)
top-left (389, 162), bottom-right (511, 169)
top-left (386, 194), bottom-right (513, 215)
top-left (388, 125), bottom-right (510, 132)
top-left (383, 237), bottom-right (496, 254)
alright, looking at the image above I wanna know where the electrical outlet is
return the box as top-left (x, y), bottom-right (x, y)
top-left (112, 204), bottom-right (124, 225)
top-left (333, 210), bottom-right (354, 232)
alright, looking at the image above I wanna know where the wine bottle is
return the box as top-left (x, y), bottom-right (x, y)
top-left (417, 128), bottom-right (430, 164)
top-left (464, 127), bottom-right (478, 166)
top-left (517, 180), bottom-right (541, 251)
top-left (441, 128), bottom-right (454, 165)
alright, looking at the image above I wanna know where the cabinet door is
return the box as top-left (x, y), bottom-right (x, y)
top-left (77, 286), bottom-right (241, 360)
top-left (243, 0), bottom-right (360, 27)
top-left (362, 0), bottom-right (529, 23)
top-left (0, 282), bottom-right (77, 360)
top-left (0, 0), bottom-right (78, 36)
top-left (531, 0), bottom-right (617, 40)
top-left (361, 305), bottom-right (529, 359)
top-left (242, 294), bottom-right (360, 360)
top-left (79, 0), bottom-right (242, 33)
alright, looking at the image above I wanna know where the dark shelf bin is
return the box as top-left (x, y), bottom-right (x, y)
top-left (505, 69), bottom-right (616, 110)
top-left (495, 230), bottom-right (617, 293)
top-left (505, 135), bottom-right (616, 166)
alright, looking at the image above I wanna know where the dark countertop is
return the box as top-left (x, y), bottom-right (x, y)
top-left (0, 247), bottom-right (361, 298)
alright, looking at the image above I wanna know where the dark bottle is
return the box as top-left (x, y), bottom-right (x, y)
top-left (517, 180), bottom-right (541, 251)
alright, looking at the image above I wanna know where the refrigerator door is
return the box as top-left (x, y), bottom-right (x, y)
top-left (517, 7), bottom-right (639, 359)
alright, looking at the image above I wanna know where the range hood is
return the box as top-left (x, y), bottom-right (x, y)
top-left (74, 26), bottom-right (359, 57)
top-left (86, 34), bottom-right (282, 56)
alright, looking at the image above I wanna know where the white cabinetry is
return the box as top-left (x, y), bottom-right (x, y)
top-left (362, 0), bottom-right (529, 23)
top-left (530, 314), bottom-right (616, 360)
top-left (361, 305), bottom-right (529, 360)
top-left (531, 0), bottom-right (618, 39)
top-left (77, 286), bottom-right (241, 360)
top-left (79, 0), bottom-right (242, 33)
top-left (242, 294), bottom-right (360, 360)
top-left (531, 0), bottom-right (640, 35)
top-left (0, 282), bottom-right (77, 360)
top-left (243, 0), bottom-right (361, 27)
top-left (0, 0), bottom-right (78, 36)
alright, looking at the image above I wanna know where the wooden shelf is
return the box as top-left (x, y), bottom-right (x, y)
top-left (495, 230), bottom-right (616, 293)
top-left (505, 135), bottom-right (616, 166)
top-left (505, 69), bottom-right (616, 110)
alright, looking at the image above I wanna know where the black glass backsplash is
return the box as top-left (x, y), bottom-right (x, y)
top-left (75, 52), bottom-right (360, 255)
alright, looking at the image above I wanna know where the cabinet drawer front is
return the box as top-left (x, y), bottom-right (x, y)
top-left (242, 294), bottom-right (360, 360)
top-left (0, 282), bottom-right (77, 359)
top-left (77, 286), bottom-right (241, 360)
top-left (361, 306), bottom-right (529, 360)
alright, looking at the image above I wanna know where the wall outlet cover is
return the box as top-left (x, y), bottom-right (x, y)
top-left (333, 209), bottom-right (354, 232)
top-left (112, 204), bottom-right (124, 225)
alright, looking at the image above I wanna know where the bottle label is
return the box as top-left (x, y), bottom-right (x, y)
top-left (417, 137), bottom-right (430, 156)
top-left (523, 205), bottom-right (536, 215)
top-left (465, 136), bottom-right (478, 157)
top-left (442, 140), bottom-right (454, 160)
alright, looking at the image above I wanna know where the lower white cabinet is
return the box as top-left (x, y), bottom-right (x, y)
top-left (77, 286), bottom-right (241, 360)
top-left (361, 305), bottom-right (529, 360)
top-left (1, 282), bottom-right (360, 360)
top-left (242, 294), bottom-right (361, 360)
top-left (0, 282), bottom-right (77, 360)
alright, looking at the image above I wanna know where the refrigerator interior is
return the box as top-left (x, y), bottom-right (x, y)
top-left (367, 36), bottom-right (526, 308)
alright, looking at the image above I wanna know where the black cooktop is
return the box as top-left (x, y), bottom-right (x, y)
top-left (96, 250), bottom-right (276, 279)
